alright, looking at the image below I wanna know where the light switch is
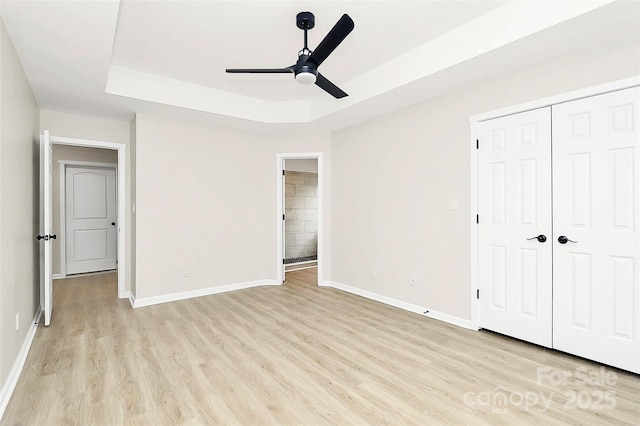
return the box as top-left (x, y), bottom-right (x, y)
top-left (450, 199), bottom-right (459, 211)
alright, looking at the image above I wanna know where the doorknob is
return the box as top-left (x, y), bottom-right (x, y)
top-left (526, 234), bottom-right (547, 243)
top-left (111, 222), bottom-right (116, 226)
top-left (558, 235), bottom-right (577, 244)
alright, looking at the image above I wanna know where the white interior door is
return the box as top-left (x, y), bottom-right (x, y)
top-left (39, 130), bottom-right (53, 326)
top-left (65, 166), bottom-right (117, 275)
top-left (478, 107), bottom-right (553, 347)
top-left (553, 87), bottom-right (640, 373)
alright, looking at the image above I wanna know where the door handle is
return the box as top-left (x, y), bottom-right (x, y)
top-left (111, 222), bottom-right (116, 226)
top-left (526, 234), bottom-right (547, 243)
top-left (558, 235), bottom-right (577, 244)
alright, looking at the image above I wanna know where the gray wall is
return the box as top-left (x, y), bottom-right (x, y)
top-left (0, 17), bottom-right (40, 397)
top-left (284, 159), bottom-right (318, 173)
top-left (129, 115), bottom-right (137, 296)
top-left (134, 113), bottom-right (331, 299)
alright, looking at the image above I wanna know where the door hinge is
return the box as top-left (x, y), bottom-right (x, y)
top-left (282, 259), bottom-right (285, 264)
top-left (283, 214), bottom-right (285, 220)
top-left (282, 170), bottom-right (286, 176)
top-left (476, 139), bottom-right (479, 149)
top-left (477, 289), bottom-right (480, 299)
top-left (476, 214), bottom-right (479, 224)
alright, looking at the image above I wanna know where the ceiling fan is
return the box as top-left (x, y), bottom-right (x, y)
top-left (226, 12), bottom-right (354, 99)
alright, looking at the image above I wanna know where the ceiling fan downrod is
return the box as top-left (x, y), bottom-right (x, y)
top-left (297, 11), bottom-right (315, 57)
top-left (295, 12), bottom-right (317, 84)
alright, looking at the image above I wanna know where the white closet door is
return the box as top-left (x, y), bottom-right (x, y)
top-left (478, 107), bottom-right (553, 347)
top-left (553, 87), bottom-right (640, 373)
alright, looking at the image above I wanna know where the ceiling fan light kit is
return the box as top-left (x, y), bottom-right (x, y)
top-left (295, 69), bottom-right (317, 85)
top-left (226, 11), bottom-right (354, 98)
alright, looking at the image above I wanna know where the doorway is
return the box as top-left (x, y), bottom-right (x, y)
top-left (40, 131), bottom-right (127, 326)
top-left (53, 144), bottom-right (119, 278)
top-left (276, 153), bottom-right (323, 284)
top-left (284, 159), bottom-right (318, 272)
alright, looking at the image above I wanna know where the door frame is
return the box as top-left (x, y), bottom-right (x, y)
top-left (276, 153), bottom-right (323, 284)
top-left (469, 75), bottom-right (640, 331)
top-left (59, 161), bottom-right (118, 278)
top-left (48, 135), bottom-right (127, 299)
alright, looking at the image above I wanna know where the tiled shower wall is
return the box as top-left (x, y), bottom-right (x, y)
top-left (284, 171), bottom-right (318, 260)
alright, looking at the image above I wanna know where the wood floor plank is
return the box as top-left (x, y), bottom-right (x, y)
top-left (2, 268), bottom-right (639, 425)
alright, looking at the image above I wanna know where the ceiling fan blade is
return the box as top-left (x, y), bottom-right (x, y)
top-left (307, 14), bottom-right (354, 67)
top-left (226, 68), bottom-right (293, 74)
top-left (315, 73), bottom-right (348, 98)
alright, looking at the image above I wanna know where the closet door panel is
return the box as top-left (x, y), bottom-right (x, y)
top-left (478, 107), bottom-right (553, 347)
top-left (553, 86), bottom-right (640, 373)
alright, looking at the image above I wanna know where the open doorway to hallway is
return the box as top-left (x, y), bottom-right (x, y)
top-left (40, 131), bottom-right (127, 327)
top-left (276, 153), bottom-right (323, 285)
top-left (284, 158), bottom-right (318, 274)
top-left (52, 145), bottom-right (119, 279)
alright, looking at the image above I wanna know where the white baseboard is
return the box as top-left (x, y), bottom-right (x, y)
top-left (424, 308), bottom-right (473, 330)
top-left (319, 280), bottom-right (472, 330)
top-left (0, 307), bottom-right (42, 420)
top-left (127, 291), bottom-right (135, 308)
top-left (52, 274), bottom-right (64, 280)
top-left (132, 279), bottom-right (280, 308)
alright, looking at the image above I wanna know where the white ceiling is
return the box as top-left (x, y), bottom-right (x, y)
top-left (112, 1), bottom-right (507, 101)
top-left (1, 0), bottom-right (638, 132)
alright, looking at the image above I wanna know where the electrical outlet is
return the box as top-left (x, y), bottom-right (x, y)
top-left (183, 268), bottom-right (190, 278)
top-left (15, 313), bottom-right (19, 331)
top-left (410, 274), bottom-right (417, 287)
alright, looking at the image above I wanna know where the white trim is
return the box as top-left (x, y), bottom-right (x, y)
top-left (127, 291), bottom-right (135, 308)
top-left (0, 307), bottom-right (42, 419)
top-left (425, 309), bottom-right (473, 330)
top-left (320, 281), bottom-right (473, 330)
top-left (48, 135), bottom-right (127, 299)
top-left (57, 160), bottom-right (117, 168)
top-left (58, 161), bottom-right (117, 278)
top-left (468, 76), bottom-right (640, 331)
top-left (52, 274), bottom-right (64, 280)
top-left (276, 153), bottom-right (323, 285)
top-left (132, 279), bottom-right (280, 308)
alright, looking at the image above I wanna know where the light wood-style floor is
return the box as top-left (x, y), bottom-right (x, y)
top-left (2, 269), bottom-right (639, 425)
